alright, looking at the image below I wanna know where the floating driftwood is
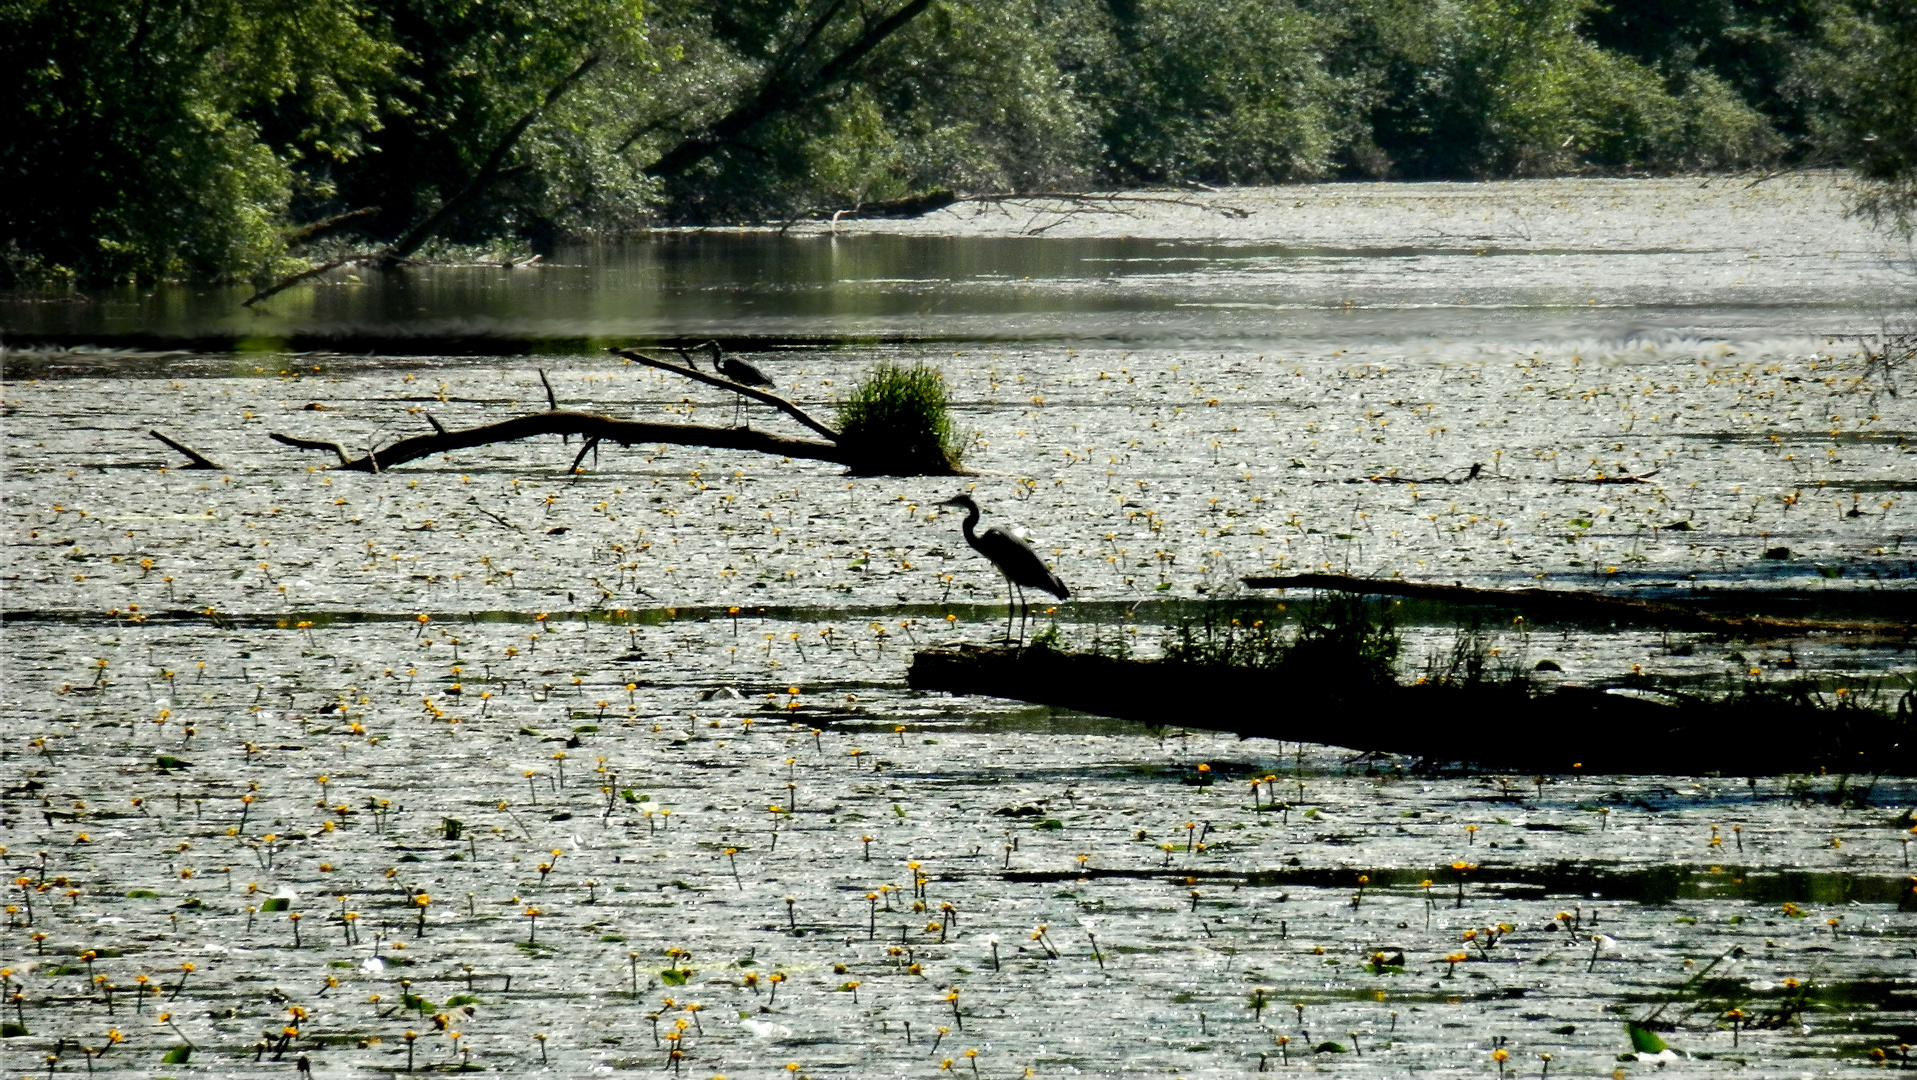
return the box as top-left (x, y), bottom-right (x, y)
top-left (1240, 573), bottom-right (1911, 637)
top-left (907, 644), bottom-right (1915, 775)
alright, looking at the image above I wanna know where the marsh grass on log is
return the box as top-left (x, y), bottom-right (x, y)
top-left (909, 593), bottom-right (1917, 774)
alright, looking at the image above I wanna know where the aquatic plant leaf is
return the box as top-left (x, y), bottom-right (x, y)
top-left (154, 755), bottom-right (192, 770)
top-left (1626, 1023), bottom-right (1668, 1054)
top-left (660, 968), bottom-right (691, 985)
top-left (1313, 1041), bottom-right (1347, 1053)
top-left (162, 1046), bottom-right (192, 1064)
top-left (258, 897), bottom-right (290, 912)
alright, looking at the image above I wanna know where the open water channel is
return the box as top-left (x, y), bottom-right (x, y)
top-left (2, 175), bottom-right (1916, 1077)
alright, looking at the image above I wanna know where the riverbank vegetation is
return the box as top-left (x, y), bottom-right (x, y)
top-left (6, 0), bottom-right (1917, 284)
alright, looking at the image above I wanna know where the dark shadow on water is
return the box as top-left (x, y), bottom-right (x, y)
top-left (1000, 864), bottom-right (1917, 905)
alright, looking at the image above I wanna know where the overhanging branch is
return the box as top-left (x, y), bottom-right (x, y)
top-left (610, 347), bottom-right (841, 440)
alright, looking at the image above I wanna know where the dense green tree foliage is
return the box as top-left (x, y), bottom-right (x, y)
top-left (1816, 0), bottom-right (1917, 230)
top-left (2, 0), bottom-right (400, 281)
top-left (4, 0), bottom-right (1917, 284)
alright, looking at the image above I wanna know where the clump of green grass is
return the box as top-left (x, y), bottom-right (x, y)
top-left (834, 362), bottom-right (963, 474)
top-left (1163, 593), bottom-right (1397, 688)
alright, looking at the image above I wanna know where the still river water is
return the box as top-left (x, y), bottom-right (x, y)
top-left (1, 175), bottom-right (1914, 1077)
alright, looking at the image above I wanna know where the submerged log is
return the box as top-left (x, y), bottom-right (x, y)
top-left (1240, 573), bottom-right (1909, 637)
top-left (149, 429), bottom-right (221, 470)
top-left (907, 645), bottom-right (1915, 775)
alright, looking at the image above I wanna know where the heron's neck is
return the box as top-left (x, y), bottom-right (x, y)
top-left (959, 505), bottom-right (981, 546)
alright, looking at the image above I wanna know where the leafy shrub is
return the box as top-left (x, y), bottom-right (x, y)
top-left (834, 362), bottom-right (963, 475)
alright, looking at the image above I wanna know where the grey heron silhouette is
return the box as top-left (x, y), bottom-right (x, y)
top-left (679, 341), bottom-right (773, 427)
top-left (938, 493), bottom-right (1068, 645)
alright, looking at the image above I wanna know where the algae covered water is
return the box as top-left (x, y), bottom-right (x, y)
top-left (2, 176), bottom-right (1915, 1076)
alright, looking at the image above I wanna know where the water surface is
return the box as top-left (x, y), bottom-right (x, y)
top-left (2, 176), bottom-right (1915, 1078)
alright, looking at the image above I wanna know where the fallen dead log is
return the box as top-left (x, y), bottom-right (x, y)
top-left (1239, 573), bottom-right (1908, 637)
top-left (268, 432), bottom-right (351, 466)
top-left (906, 645), bottom-right (1915, 774)
top-left (272, 410), bottom-right (851, 472)
top-left (242, 254), bottom-right (376, 308)
top-left (949, 190), bottom-right (1255, 219)
top-left (262, 345), bottom-right (969, 475)
top-left (1550, 469), bottom-right (1659, 484)
top-left (1350, 463), bottom-right (1482, 484)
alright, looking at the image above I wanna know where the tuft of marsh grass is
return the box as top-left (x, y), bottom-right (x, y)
top-left (1162, 593), bottom-right (1397, 688)
top-left (834, 362), bottom-right (963, 475)
top-left (1419, 618), bottom-right (1531, 690)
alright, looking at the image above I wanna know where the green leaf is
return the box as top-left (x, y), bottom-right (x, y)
top-left (162, 1046), bottom-right (192, 1064)
top-left (1313, 1041), bottom-right (1347, 1053)
top-left (1033, 819), bottom-right (1064, 831)
top-left (659, 968), bottom-right (691, 986)
top-left (1626, 1023), bottom-right (1668, 1054)
top-left (2, 1022), bottom-right (30, 1038)
top-left (443, 994), bottom-right (480, 1007)
top-left (125, 889), bottom-right (159, 899)
top-left (258, 897), bottom-right (290, 912)
top-left (154, 755), bottom-right (192, 770)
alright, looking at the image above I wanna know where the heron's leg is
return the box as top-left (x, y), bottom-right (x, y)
top-left (1012, 583), bottom-right (1028, 648)
top-left (1000, 574), bottom-right (1016, 645)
